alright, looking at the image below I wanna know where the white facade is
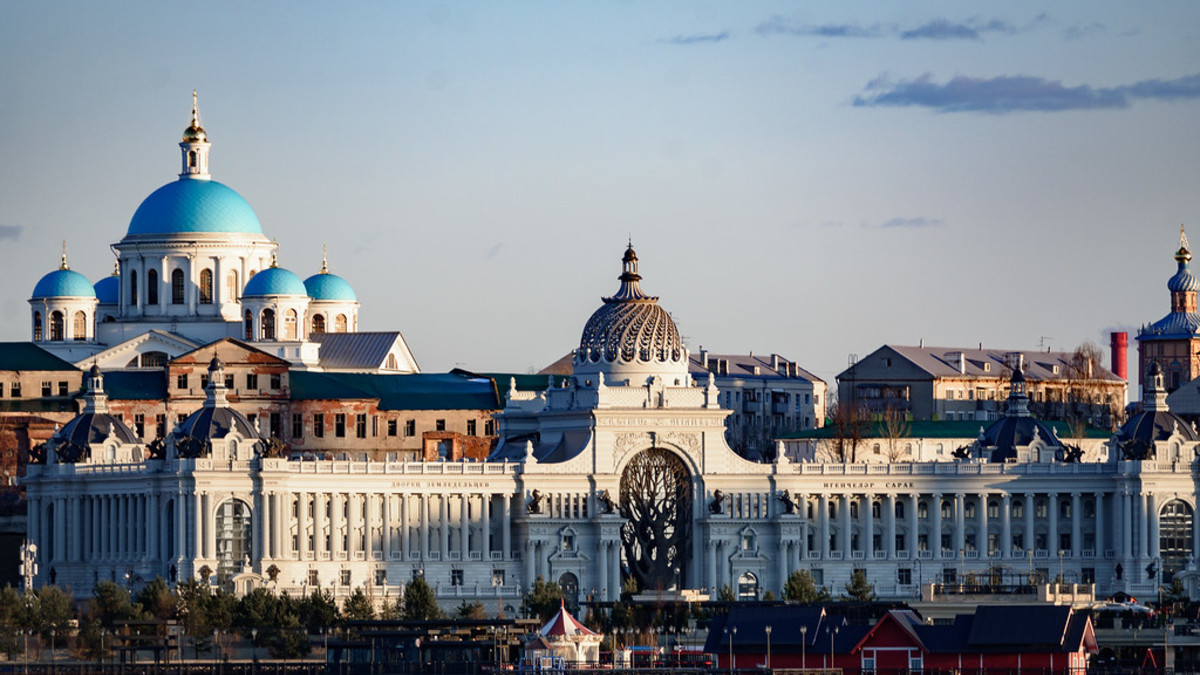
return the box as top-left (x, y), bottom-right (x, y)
top-left (23, 245), bottom-right (1200, 611)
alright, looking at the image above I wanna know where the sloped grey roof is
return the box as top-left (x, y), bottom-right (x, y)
top-left (850, 345), bottom-right (1123, 383)
top-left (312, 332), bottom-right (405, 370)
top-left (689, 352), bottom-right (823, 383)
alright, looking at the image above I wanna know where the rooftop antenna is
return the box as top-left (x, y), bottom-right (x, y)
top-left (1039, 336), bottom-right (1054, 352)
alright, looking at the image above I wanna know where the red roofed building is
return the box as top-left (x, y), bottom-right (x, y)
top-left (529, 601), bottom-right (602, 664)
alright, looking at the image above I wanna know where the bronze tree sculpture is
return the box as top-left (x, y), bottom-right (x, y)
top-left (619, 448), bottom-right (692, 592)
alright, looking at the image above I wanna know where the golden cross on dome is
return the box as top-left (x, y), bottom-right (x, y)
top-left (321, 244), bottom-right (329, 274)
top-left (60, 240), bottom-right (68, 270)
top-left (191, 89), bottom-right (201, 128)
top-left (1182, 224), bottom-right (1190, 253)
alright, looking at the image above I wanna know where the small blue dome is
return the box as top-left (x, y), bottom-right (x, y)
top-left (126, 179), bottom-right (262, 236)
top-left (243, 266), bottom-right (307, 297)
top-left (304, 272), bottom-right (358, 302)
top-left (94, 276), bottom-right (119, 304)
top-left (1168, 262), bottom-right (1200, 292)
top-left (32, 269), bottom-right (97, 299)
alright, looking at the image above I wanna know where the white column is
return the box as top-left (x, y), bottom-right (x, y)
top-left (1071, 493), bottom-right (1082, 558)
top-left (192, 491), bottom-right (203, 560)
top-left (978, 493), bottom-right (988, 556)
top-left (864, 494), bottom-right (874, 559)
top-left (460, 495), bottom-right (469, 558)
top-left (1148, 493), bottom-right (1159, 560)
top-left (931, 493), bottom-right (943, 556)
top-left (885, 494), bottom-right (896, 559)
top-left (819, 494), bottom-right (830, 558)
top-left (953, 493), bottom-right (965, 554)
top-left (439, 496), bottom-right (450, 558)
top-left (1024, 493), bottom-right (1035, 556)
top-left (525, 541), bottom-right (536, 584)
top-left (332, 493), bottom-right (345, 557)
top-left (502, 493), bottom-right (512, 560)
top-left (840, 495), bottom-right (852, 556)
top-left (314, 493), bottom-right (327, 556)
top-left (421, 494), bottom-right (431, 557)
top-left (611, 542), bottom-right (621, 597)
top-left (1122, 490), bottom-right (1133, 560)
top-left (908, 493), bottom-right (919, 557)
top-left (297, 493), bottom-right (309, 559)
top-left (1094, 492), bottom-right (1104, 557)
top-left (348, 493), bottom-right (361, 556)
top-left (480, 493), bottom-right (490, 558)
top-left (382, 494), bottom-right (393, 559)
top-left (400, 494), bottom-right (410, 560)
top-left (147, 494), bottom-right (159, 562)
top-left (1001, 494), bottom-right (1012, 560)
top-left (797, 492), bottom-right (809, 559)
top-left (599, 540), bottom-right (609, 600)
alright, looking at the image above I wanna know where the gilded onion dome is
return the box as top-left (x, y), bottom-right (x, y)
top-left (1168, 225), bottom-right (1200, 293)
top-left (575, 245), bottom-right (688, 383)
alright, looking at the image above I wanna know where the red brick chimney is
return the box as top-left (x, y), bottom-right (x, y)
top-left (1110, 331), bottom-right (1128, 380)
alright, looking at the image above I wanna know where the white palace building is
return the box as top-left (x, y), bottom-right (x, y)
top-left (19, 98), bottom-right (1200, 610)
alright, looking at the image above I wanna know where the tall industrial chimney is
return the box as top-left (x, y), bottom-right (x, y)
top-left (1110, 331), bottom-right (1128, 380)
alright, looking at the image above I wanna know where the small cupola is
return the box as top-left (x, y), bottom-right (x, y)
top-left (179, 90), bottom-right (212, 180)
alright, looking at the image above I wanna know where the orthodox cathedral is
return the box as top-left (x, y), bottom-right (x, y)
top-left (18, 97), bottom-right (1200, 612)
top-left (27, 92), bottom-right (415, 374)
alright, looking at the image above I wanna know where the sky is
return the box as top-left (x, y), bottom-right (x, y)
top-left (1, 2), bottom-right (1198, 391)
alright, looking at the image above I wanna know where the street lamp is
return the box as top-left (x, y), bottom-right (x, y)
top-left (800, 625), bottom-right (807, 671)
top-left (1058, 549), bottom-right (1065, 587)
top-left (826, 625), bottom-right (838, 670)
top-left (727, 625), bottom-right (737, 673)
top-left (764, 625), bottom-right (772, 670)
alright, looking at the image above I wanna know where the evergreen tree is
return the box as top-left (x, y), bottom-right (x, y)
top-left (0, 585), bottom-right (23, 658)
top-left (26, 585), bottom-right (75, 644)
top-left (521, 576), bottom-right (563, 622)
top-left (456, 600), bottom-right (486, 619)
top-left (843, 569), bottom-right (876, 602)
top-left (784, 570), bottom-right (823, 603)
top-left (343, 588), bottom-right (376, 621)
top-left (134, 577), bottom-right (177, 621)
top-left (90, 580), bottom-right (142, 630)
top-left (717, 584), bottom-right (735, 603)
top-left (402, 576), bottom-right (442, 620)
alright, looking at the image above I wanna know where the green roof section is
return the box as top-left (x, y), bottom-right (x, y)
top-left (103, 371), bottom-right (168, 400)
top-left (467, 372), bottom-right (573, 393)
top-left (291, 371), bottom-right (501, 411)
top-left (0, 342), bottom-right (80, 372)
top-left (782, 419), bottom-right (1111, 440)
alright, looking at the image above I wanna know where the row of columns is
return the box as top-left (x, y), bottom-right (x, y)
top-left (761, 488), bottom-right (1181, 562)
top-left (288, 491), bottom-right (517, 563)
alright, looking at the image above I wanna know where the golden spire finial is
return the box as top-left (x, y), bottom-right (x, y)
top-left (1182, 224), bottom-right (1190, 252)
top-left (112, 256), bottom-right (120, 276)
top-left (1177, 224), bottom-right (1192, 264)
top-left (191, 89), bottom-right (201, 128)
top-left (269, 250), bottom-right (278, 268)
top-left (321, 244), bottom-right (329, 274)
top-left (60, 241), bottom-right (68, 270)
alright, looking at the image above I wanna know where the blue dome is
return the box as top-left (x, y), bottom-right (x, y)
top-left (1168, 262), bottom-right (1200, 292)
top-left (304, 272), bottom-right (358, 301)
top-left (32, 269), bottom-right (97, 299)
top-left (126, 179), bottom-right (262, 236)
top-left (94, 276), bottom-right (119, 304)
top-left (243, 266), bottom-right (307, 297)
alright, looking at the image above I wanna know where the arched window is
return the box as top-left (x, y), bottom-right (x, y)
top-left (1013, 499), bottom-right (1024, 519)
top-left (385, 354), bottom-right (398, 370)
top-left (1161, 499), bottom-right (1194, 580)
top-left (335, 314), bottom-right (347, 332)
top-left (261, 308), bottom-right (275, 340)
top-left (215, 499), bottom-right (253, 586)
top-left (895, 501), bottom-right (905, 519)
top-left (244, 311), bottom-right (253, 340)
top-left (33, 312), bottom-right (42, 341)
top-left (311, 314), bottom-right (326, 334)
top-left (73, 311), bottom-right (87, 341)
top-left (199, 269), bottom-right (213, 304)
top-left (737, 572), bottom-right (759, 600)
top-left (129, 269), bottom-right (138, 306)
top-left (147, 269), bottom-right (158, 305)
top-left (171, 269), bottom-right (185, 304)
top-left (188, 150), bottom-right (197, 168)
top-left (226, 270), bottom-right (239, 302)
top-left (284, 309), bottom-right (297, 340)
top-left (49, 311), bottom-right (64, 341)
top-left (142, 351), bottom-right (168, 369)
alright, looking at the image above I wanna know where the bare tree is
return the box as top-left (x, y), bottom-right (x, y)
top-left (619, 448), bottom-right (692, 592)
top-left (880, 406), bottom-right (911, 462)
top-left (1062, 341), bottom-right (1122, 449)
top-left (826, 397), bottom-right (868, 463)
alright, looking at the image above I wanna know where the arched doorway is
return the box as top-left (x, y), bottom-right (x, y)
top-left (619, 448), bottom-right (692, 592)
top-left (215, 499), bottom-right (253, 586)
top-left (559, 572), bottom-right (580, 613)
top-left (1160, 499), bottom-right (1194, 580)
top-left (737, 572), bottom-right (759, 600)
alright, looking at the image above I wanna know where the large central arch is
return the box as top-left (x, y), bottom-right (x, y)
top-left (619, 447), bottom-right (692, 592)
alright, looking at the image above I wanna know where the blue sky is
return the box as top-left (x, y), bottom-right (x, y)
top-left (2, 2), bottom-right (1198, 390)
